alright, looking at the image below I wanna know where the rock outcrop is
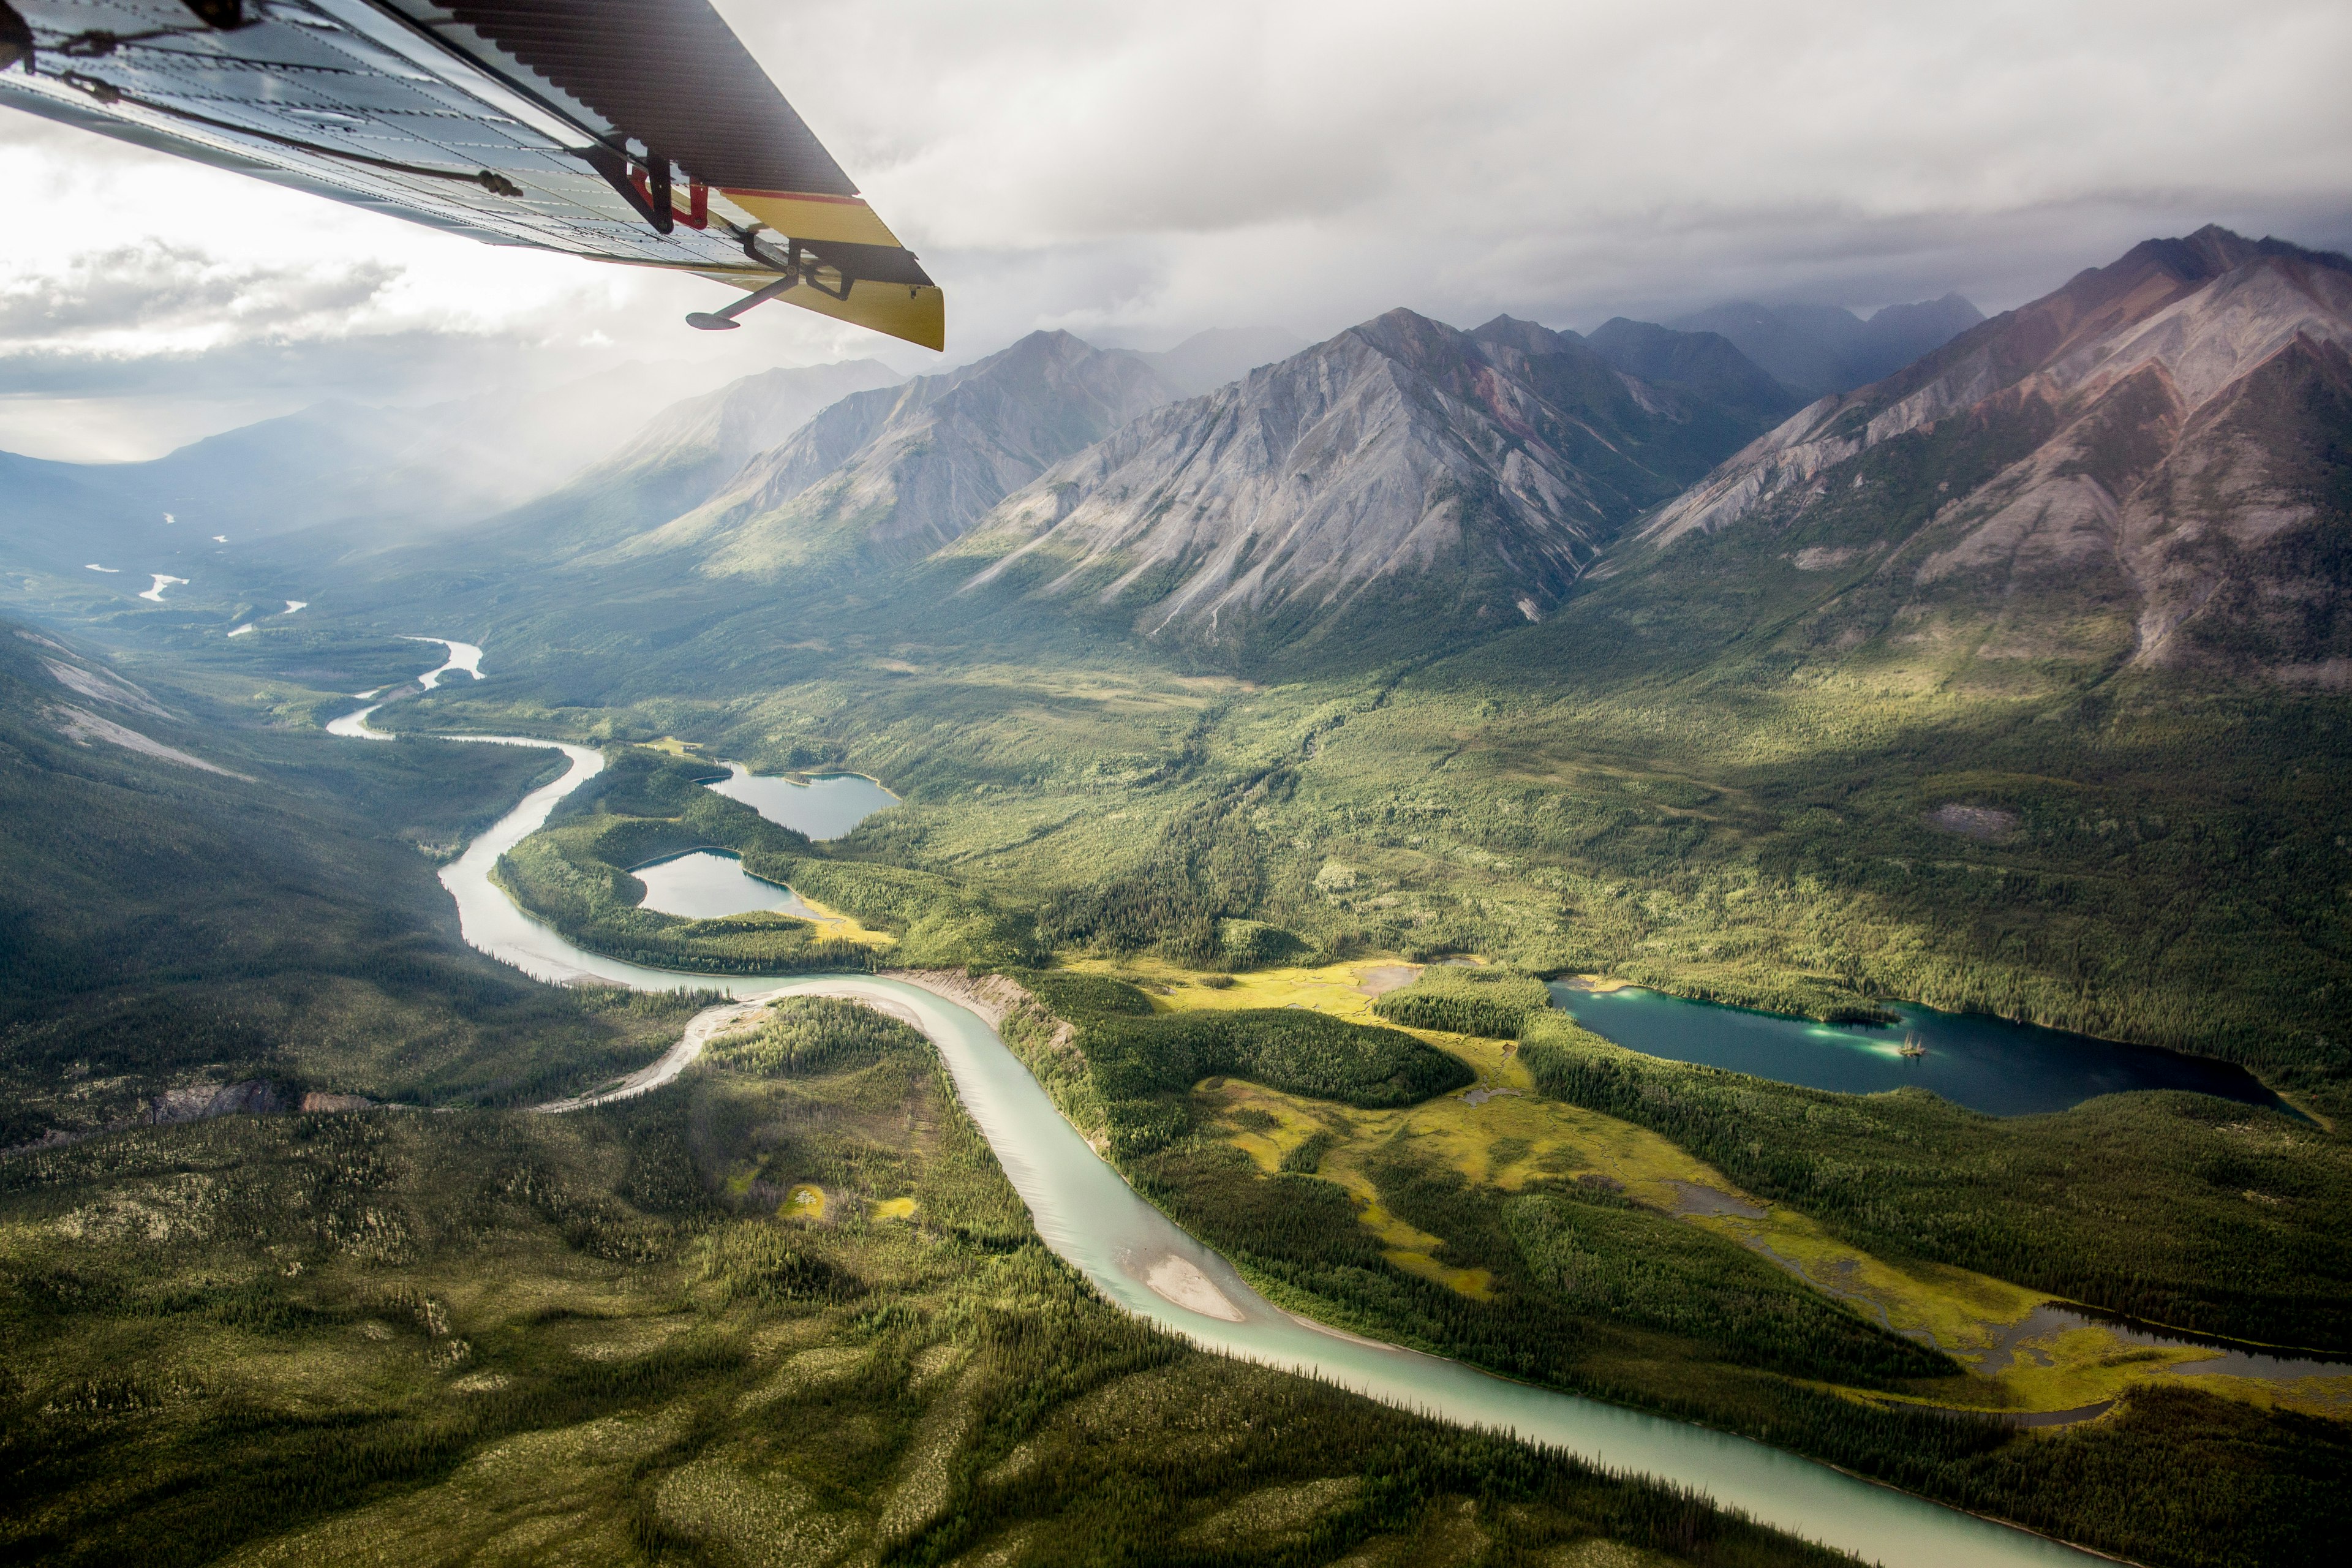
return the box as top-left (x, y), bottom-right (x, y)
top-left (149, 1080), bottom-right (288, 1123)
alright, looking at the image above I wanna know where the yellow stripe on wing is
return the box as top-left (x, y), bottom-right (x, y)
top-left (777, 277), bottom-right (944, 352)
top-left (725, 189), bottom-right (907, 248)
top-left (716, 190), bottom-right (944, 350)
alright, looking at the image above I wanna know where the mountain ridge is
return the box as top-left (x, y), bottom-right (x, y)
top-left (944, 308), bottom-right (1795, 660)
top-left (467, 359), bottom-right (901, 559)
top-left (1136, 326), bottom-right (1314, 396)
top-left (1670, 293), bottom-right (1986, 396)
top-left (1615, 225), bottom-right (2352, 682)
top-left (594, 331), bottom-right (1182, 579)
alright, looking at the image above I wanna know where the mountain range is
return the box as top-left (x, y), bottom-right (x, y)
top-left (377, 306), bottom-right (1785, 665)
top-left (2, 228), bottom-right (2342, 687)
top-left (0, 358), bottom-right (789, 578)
top-left (1671, 294), bottom-right (1988, 398)
top-left (592, 331), bottom-right (1184, 579)
top-left (948, 310), bottom-right (1795, 657)
top-left (460, 360), bottom-right (903, 561)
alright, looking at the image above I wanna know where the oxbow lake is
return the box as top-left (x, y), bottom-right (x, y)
top-left (628, 766), bottom-right (899, 920)
top-left (705, 765), bottom-right (897, 840)
top-left (632, 851), bottom-right (821, 921)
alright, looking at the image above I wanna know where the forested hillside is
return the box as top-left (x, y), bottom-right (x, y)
top-left (4, 997), bottom-right (1830, 1568)
top-left (0, 620), bottom-right (691, 1144)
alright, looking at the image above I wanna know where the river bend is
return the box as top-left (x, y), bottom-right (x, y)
top-left (334, 668), bottom-right (2104, 1568)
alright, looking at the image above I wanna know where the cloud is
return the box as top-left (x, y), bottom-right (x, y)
top-left (2, 0), bottom-right (2349, 457)
top-left (0, 330), bottom-right (505, 399)
top-left (791, 0), bottom-right (2352, 341)
top-left (0, 111), bottom-right (883, 454)
top-left (0, 242), bottom-right (398, 345)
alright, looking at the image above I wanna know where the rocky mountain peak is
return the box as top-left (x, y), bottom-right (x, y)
top-left (1466, 314), bottom-right (1572, 358)
top-left (590, 330), bottom-right (1181, 578)
top-left (458, 358), bottom-right (903, 560)
top-left (1134, 326), bottom-right (1313, 396)
top-left (947, 306), bottom-right (1792, 662)
top-left (2103, 223), bottom-right (2326, 292)
top-left (1626, 227), bottom-right (2352, 683)
top-left (1584, 317), bottom-right (1798, 411)
top-left (1668, 293), bottom-right (1986, 396)
top-left (603, 360), bottom-right (902, 475)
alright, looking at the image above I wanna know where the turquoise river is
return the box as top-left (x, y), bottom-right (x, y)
top-left (336, 650), bottom-right (2107, 1568)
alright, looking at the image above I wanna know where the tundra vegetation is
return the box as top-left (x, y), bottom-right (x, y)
top-left (15, 569), bottom-right (2352, 1567)
top-left (409, 577), bottom-right (2352, 1123)
top-left (366, 593), bottom-right (2352, 1565)
top-left (1513, 1012), bottom-right (2352, 1349)
top-left (985, 968), bottom-right (2351, 1568)
top-left (0, 997), bottom-right (1847, 1568)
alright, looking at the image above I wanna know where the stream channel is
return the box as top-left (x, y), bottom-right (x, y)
top-left (333, 645), bottom-right (2106, 1567)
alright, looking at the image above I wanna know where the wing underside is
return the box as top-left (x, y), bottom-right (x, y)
top-left (0, 0), bottom-right (942, 348)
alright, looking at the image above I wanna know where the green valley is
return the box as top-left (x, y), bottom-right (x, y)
top-left (5, 216), bottom-right (2351, 1568)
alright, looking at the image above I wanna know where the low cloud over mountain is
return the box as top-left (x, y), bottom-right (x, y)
top-left (1668, 296), bottom-right (1987, 398)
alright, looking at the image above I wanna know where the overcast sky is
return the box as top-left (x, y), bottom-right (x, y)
top-left (2, 0), bottom-right (2348, 459)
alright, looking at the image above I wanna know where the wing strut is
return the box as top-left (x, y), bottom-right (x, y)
top-left (684, 272), bottom-right (802, 331)
top-left (686, 230), bottom-right (862, 330)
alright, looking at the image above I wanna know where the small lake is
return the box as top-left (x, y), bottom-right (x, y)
top-left (706, 765), bottom-right (897, 840)
top-left (633, 851), bottom-right (816, 921)
top-left (1547, 982), bottom-right (2292, 1118)
top-left (341, 701), bottom-right (2102, 1565)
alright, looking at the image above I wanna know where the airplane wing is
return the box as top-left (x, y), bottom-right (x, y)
top-left (0, 0), bottom-right (943, 349)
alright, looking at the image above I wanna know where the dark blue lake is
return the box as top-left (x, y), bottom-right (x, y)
top-left (1545, 982), bottom-right (2294, 1118)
